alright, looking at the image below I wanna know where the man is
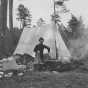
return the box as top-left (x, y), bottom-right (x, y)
top-left (34, 37), bottom-right (50, 63)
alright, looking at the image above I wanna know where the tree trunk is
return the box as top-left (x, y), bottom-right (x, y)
top-left (9, 0), bottom-right (13, 30)
top-left (1, 0), bottom-right (8, 34)
top-left (0, 0), bottom-right (8, 58)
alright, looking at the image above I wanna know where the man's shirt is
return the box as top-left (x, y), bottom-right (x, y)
top-left (34, 43), bottom-right (50, 58)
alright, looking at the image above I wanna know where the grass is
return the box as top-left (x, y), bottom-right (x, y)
top-left (0, 71), bottom-right (88, 88)
top-left (0, 57), bottom-right (88, 88)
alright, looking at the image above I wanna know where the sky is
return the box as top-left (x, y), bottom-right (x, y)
top-left (13, 0), bottom-right (88, 28)
top-left (13, 0), bottom-right (53, 27)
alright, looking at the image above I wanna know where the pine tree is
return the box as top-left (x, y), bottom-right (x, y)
top-left (17, 4), bottom-right (32, 29)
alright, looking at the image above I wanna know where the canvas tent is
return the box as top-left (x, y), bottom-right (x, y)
top-left (14, 22), bottom-right (71, 62)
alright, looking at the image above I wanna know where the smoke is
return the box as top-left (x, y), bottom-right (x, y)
top-left (61, 0), bottom-right (88, 59)
top-left (69, 23), bottom-right (88, 59)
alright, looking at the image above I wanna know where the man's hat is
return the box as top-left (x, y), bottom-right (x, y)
top-left (39, 37), bottom-right (44, 41)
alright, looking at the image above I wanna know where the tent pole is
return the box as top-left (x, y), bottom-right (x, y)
top-left (53, 0), bottom-right (56, 24)
top-left (54, 0), bottom-right (55, 15)
top-left (55, 39), bottom-right (58, 60)
top-left (53, 0), bottom-right (58, 60)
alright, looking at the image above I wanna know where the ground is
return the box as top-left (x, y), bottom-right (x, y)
top-left (0, 71), bottom-right (88, 88)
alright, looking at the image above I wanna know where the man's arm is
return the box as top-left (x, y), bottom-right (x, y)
top-left (34, 45), bottom-right (38, 53)
top-left (44, 45), bottom-right (50, 53)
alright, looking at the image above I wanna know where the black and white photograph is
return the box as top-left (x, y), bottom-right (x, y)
top-left (0, 0), bottom-right (88, 88)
